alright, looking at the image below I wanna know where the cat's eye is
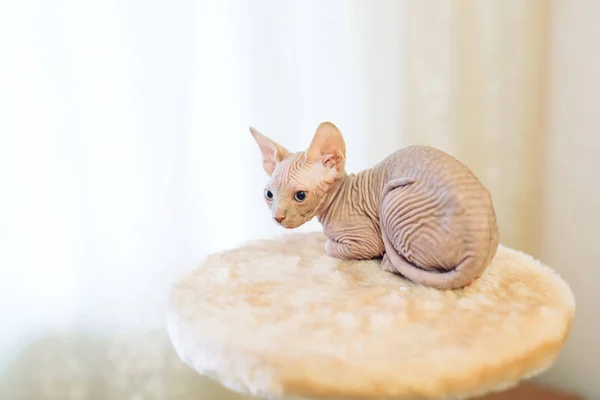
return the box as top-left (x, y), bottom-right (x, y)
top-left (264, 189), bottom-right (273, 200)
top-left (294, 191), bottom-right (307, 202)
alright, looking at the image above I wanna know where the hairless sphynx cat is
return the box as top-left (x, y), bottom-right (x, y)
top-left (250, 122), bottom-right (499, 290)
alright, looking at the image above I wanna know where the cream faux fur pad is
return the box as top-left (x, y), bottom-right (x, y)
top-left (167, 232), bottom-right (575, 400)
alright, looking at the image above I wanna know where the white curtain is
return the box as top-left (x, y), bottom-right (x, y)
top-left (0, 1), bottom-right (404, 398)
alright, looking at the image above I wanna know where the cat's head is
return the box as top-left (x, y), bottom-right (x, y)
top-left (249, 122), bottom-right (347, 229)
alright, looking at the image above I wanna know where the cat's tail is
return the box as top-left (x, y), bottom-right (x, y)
top-left (380, 228), bottom-right (493, 290)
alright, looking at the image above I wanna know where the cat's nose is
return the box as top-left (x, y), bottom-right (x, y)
top-left (274, 215), bottom-right (285, 223)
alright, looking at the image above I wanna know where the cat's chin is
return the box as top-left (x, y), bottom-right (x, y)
top-left (279, 221), bottom-right (303, 229)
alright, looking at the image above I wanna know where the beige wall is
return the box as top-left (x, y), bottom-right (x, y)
top-left (536, 1), bottom-right (600, 398)
top-left (402, 0), bottom-right (549, 255)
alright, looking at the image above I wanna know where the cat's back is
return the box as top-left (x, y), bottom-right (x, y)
top-left (378, 144), bottom-right (496, 226)
top-left (381, 145), bottom-right (484, 189)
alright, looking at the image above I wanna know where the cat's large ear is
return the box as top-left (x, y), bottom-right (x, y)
top-left (306, 122), bottom-right (346, 173)
top-left (249, 127), bottom-right (291, 176)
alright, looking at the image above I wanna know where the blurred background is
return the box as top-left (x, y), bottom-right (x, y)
top-left (0, 0), bottom-right (598, 399)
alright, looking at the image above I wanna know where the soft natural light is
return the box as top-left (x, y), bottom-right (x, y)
top-left (1, 1), bottom-right (598, 399)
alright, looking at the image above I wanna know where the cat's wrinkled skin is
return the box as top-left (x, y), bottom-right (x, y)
top-left (250, 122), bottom-right (499, 290)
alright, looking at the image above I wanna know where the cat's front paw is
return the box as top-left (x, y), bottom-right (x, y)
top-left (324, 239), bottom-right (339, 258)
top-left (325, 239), bottom-right (351, 260)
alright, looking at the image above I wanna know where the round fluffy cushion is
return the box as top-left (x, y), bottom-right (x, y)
top-left (167, 232), bottom-right (575, 400)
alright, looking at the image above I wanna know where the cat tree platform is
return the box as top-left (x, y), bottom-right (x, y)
top-left (166, 232), bottom-right (575, 400)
